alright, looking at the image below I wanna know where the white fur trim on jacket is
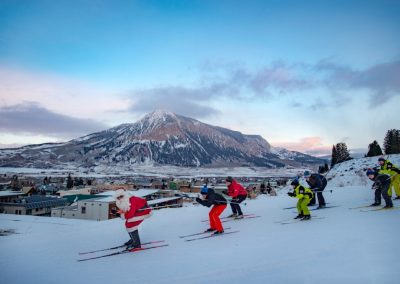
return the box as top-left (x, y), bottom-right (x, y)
top-left (127, 211), bottom-right (152, 223)
top-left (126, 225), bottom-right (139, 233)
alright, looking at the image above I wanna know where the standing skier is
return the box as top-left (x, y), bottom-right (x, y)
top-left (114, 189), bottom-right (152, 250)
top-left (196, 185), bottom-right (227, 234)
top-left (366, 169), bottom-right (393, 208)
top-left (225, 176), bottom-right (247, 219)
top-left (304, 171), bottom-right (327, 208)
top-left (287, 179), bottom-right (314, 220)
top-left (377, 157), bottom-right (400, 200)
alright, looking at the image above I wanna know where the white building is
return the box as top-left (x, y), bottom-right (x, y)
top-left (52, 189), bottom-right (160, 221)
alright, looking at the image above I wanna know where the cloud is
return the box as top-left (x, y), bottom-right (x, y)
top-left (128, 86), bottom-right (223, 118)
top-left (126, 58), bottom-right (400, 117)
top-left (0, 66), bottom-right (128, 119)
top-left (316, 59), bottom-right (400, 107)
top-left (126, 61), bottom-right (315, 117)
top-left (0, 102), bottom-right (107, 138)
top-left (273, 137), bottom-right (332, 157)
top-left (249, 62), bottom-right (313, 95)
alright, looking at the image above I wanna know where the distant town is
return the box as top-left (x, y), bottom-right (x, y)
top-left (0, 173), bottom-right (288, 221)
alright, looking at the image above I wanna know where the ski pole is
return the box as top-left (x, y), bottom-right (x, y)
top-left (137, 204), bottom-right (183, 211)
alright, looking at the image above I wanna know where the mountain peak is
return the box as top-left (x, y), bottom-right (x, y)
top-left (145, 109), bottom-right (179, 120)
top-left (139, 110), bottom-right (181, 129)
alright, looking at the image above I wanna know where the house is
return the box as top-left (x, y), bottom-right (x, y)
top-left (52, 189), bottom-right (161, 221)
top-left (0, 190), bottom-right (25, 204)
top-left (51, 195), bottom-right (114, 221)
top-left (57, 187), bottom-right (102, 197)
top-left (148, 196), bottom-right (183, 209)
top-left (1, 195), bottom-right (68, 216)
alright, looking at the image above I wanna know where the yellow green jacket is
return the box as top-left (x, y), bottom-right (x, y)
top-left (378, 160), bottom-right (400, 177)
top-left (293, 185), bottom-right (314, 199)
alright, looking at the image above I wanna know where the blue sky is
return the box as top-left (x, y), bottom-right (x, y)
top-left (0, 0), bottom-right (399, 155)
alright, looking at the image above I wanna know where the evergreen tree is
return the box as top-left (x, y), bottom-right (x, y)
top-left (336, 142), bottom-right (350, 163)
top-left (366, 140), bottom-right (383, 157)
top-left (324, 163), bottom-right (329, 172)
top-left (331, 145), bottom-right (337, 167)
top-left (383, 129), bottom-right (400, 154)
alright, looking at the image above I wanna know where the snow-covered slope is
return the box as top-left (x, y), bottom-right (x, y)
top-left (1, 175), bottom-right (399, 283)
top-left (326, 154), bottom-right (400, 187)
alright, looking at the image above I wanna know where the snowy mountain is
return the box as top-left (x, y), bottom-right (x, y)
top-left (1, 155), bottom-right (400, 284)
top-left (0, 110), bottom-right (324, 169)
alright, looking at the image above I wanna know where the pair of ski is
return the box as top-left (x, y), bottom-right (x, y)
top-left (222, 215), bottom-right (261, 223)
top-left (360, 206), bottom-right (400, 212)
top-left (200, 213), bottom-right (257, 222)
top-left (348, 204), bottom-right (400, 212)
top-left (282, 204), bottom-right (334, 210)
top-left (274, 216), bottom-right (325, 225)
top-left (77, 240), bottom-right (168, 262)
top-left (179, 227), bottom-right (239, 242)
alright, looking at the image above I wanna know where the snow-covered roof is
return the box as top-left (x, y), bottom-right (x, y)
top-left (91, 189), bottom-right (160, 203)
top-left (0, 191), bottom-right (24, 197)
top-left (95, 189), bottom-right (159, 198)
top-left (148, 197), bottom-right (182, 205)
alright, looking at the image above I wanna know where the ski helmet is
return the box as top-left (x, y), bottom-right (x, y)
top-left (201, 184), bottom-right (208, 194)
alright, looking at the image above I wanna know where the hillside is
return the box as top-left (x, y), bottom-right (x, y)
top-left (1, 156), bottom-right (400, 284)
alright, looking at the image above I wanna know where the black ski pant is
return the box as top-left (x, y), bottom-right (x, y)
top-left (128, 230), bottom-right (141, 248)
top-left (374, 187), bottom-right (393, 207)
top-left (230, 194), bottom-right (247, 216)
top-left (309, 180), bottom-right (327, 206)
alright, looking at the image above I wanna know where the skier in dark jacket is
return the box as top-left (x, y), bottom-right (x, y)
top-left (366, 169), bottom-right (393, 208)
top-left (196, 185), bottom-right (227, 234)
top-left (304, 171), bottom-right (327, 208)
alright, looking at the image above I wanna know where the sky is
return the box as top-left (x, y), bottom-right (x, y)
top-left (0, 0), bottom-right (399, 156)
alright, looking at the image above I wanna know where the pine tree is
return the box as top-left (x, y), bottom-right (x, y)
top-left (331, 145), bottom-right (337, 167)
top-left (383, 129), bottom-right (400, 154)
top-left (366, 140), bottom-right (383, 157)
top-left (336, 142), bottom-right (351, 163)
top-left (324, 163), bottom-right (329, 172)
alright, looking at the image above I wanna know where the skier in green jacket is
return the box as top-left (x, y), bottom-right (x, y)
top-left (287, 179), bottom-right (314, 220)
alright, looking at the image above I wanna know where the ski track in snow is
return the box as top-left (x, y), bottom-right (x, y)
top-left (1, 186), bottom-right (400, 284)
top-left (1, 155), bottom-right (400, 283)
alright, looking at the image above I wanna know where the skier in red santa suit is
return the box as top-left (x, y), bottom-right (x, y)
top-left (114, 189), bottom-right (152, 250)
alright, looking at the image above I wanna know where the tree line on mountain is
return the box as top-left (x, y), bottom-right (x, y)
top-left (330, 129), bottom-right (400, 168)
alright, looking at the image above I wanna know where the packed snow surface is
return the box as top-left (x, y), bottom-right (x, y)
top-left (1, 155), bottom-right (399, 283)
top-left (1, 185), bottom-right (399, 284)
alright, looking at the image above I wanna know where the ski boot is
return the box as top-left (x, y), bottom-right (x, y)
top-left (294, 214), bottom-right (304, 219)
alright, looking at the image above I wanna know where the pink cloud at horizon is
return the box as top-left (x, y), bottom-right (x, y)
top-left (272, 137), bottom-right (332, 157)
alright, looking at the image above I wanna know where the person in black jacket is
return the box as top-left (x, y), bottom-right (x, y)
top-left (196, 185), bottom-right (227, 234)
top-left (366, 169), bottom-right (393, 208)
top-left (304, 171), bottom-right (327, 209)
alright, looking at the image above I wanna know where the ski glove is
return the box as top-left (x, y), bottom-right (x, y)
top-left (287, 192), bottom-right (294, 197)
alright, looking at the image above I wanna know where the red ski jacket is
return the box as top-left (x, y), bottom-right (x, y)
top-left (124, 196), bottom-right (152, 232)
top-left (227, 180), bottom-right (247, 198)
